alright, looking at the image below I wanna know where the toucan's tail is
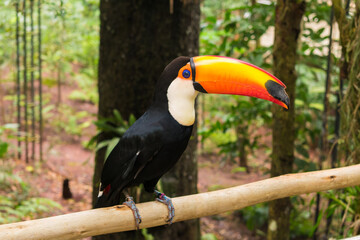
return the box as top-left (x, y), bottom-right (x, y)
top-left (95, 195), bottom-right (114, 208)
top-left (94, 186), bottom-right (121, 208)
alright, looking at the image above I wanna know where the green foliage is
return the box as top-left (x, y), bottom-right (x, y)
top-left (68, 69), bottom-right (98, 104)
top-left (0, 166), bottom-right (61, 224)
top-left (0, 123), bottom-right (19, 159)
top-left (231, 166), bottom-right (247, 173)
top-left (41, 0), bottom-right (99, 72)
top-left (200, 0), bottom-right (350, 238)
top-left (141, 228), bottom-right (154, 240)
top-left (238, 203), bottom-right (268, 233)
top-left (201, 233), bottom-right (218, 240)
top-left (200, 1), bottom-right (275, 166)
top-left (293, 1), bottom-right (340, 173)
top-left (201, 1), bottom-right (274, 61)
top-left (322, 187), bottom-right (360, 237)
top-left (207, 184), bottom-right (226, 192)
top-left (200, 0), bottom-right (338, 174)
top-left (51, 104), bottom-right (92, 137)
top-left (0, 0), bottom-right (100, 111)
top-left (200, 0), bottom-right (337, 173)
top-left (289, 196), bottom-right (315, 238)
top-left (0, 1), bottom-right (99, 225)
top-left (0, 1), bottom-right (16, 69)
top-left (200, 95), bottom-right (272, 164)
top-left (293, 63), bottom-right (326, 172)
top-left (88, 110), bottom-right (136, 160)
top-left (0, 125), bottom-right (60, 223)
top-left (0, 142), bottom-right (8, 158)
top-left (0, 0), bottom-right (355, 236)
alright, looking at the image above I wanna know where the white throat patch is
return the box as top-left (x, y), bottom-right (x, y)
top-left (167, 77), bottom-right (198, 126)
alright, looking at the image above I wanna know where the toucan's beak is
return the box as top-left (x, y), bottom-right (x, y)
top-left (190, 56), bottom-right (290, 109)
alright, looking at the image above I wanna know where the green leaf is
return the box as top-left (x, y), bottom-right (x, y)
top-left (310, 210), bottom-right (323, 237)
top-left (68, 90), bottom-right (88, 102)
top-left (79, 120), bottom-right (91, 129)
top-left (295, 145), bottom-right (309, 159)
top-left (113, 109), bottom-right (125, 126)
top-left (231, 166), bottom-right (247, 173)
top-left (105, 137), bottom-right (120, 161)
top-left (141, 228), bottom-right (154, 240)
top-left (128, 114), bottom-right (136, 125)
top-left (295, 99), bottom-right (305, 107)
top-left (309, 103), bottom-right (323, 111)
top-left (201, 233), bottom-right (218, 240)
top-left (95, 140), bottom-right (111, 152)
top-left (208, 184), bottom-right (225, 191)
top-left (0, 142), bottom-right (8, 158)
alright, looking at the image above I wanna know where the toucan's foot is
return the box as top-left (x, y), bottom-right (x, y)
top-left (122, 196), bottom-right (142, 230)
top-left (154, 190), bottom-right (175, 224)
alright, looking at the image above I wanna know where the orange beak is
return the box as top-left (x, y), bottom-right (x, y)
top-left (180, 55), bottom-right (290, 109)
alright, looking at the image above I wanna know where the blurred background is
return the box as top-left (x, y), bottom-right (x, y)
top-left (0, 0), bottom-right (359, 239)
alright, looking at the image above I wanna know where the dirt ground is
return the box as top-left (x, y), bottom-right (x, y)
top-left (2, 73), bottom-right (270, 240)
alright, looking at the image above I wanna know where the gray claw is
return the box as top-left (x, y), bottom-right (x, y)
top-left (123, 196), bottom-right (142, 230)
top-left (155, 192), bottom-right (175, 224)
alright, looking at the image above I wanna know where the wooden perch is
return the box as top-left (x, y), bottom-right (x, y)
top-left (1, 164), bottom-right (360, 240)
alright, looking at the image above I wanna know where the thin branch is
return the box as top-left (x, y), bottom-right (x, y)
top-left (30, 0), bottom-right (35, 161)
top-left (15, 0), bottom-right (21, 159)
top-left (38, 0), bottom-right (43, 161)
top-left (23, 0), bottom-right (29, 163)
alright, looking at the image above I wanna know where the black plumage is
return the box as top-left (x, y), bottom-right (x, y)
top-left (95, 57), bottom-right (192, 208)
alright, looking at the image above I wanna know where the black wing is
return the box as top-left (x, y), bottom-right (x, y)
top-left (96, 107), bottom-right (192, 208)
top-left (100, 134), bottom-right (161, 191)
top-left (99, 110), bottom-right (164, 192)
top-left (95, 111), bottom-right (164, 208)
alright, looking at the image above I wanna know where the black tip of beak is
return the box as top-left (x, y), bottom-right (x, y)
top-left (265, 80), bottom-right (290, 110)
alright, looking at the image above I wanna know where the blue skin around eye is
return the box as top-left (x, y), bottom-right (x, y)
top-left (182, 69), bottom-right (190, 78)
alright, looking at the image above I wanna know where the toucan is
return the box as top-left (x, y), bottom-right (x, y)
top-left (95, 55), bottom-right (289, 228)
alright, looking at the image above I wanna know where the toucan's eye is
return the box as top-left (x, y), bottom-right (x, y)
top-left (182, 69), bottom-right (191, 79)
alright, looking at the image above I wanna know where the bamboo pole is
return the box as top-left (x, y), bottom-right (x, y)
top-left (23, 0), bottom-right (29, 163)
top-left (30, 0), bottom-right (35, 161)
top-left (15, 0), bottom-right (21, 159)
top-left (0, 164), bottom-right (359, 240)
top-left (37, 0), bottom-right (43, 162)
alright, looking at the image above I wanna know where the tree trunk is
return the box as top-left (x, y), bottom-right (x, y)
top-left (333, 2), bottom-right (360, 235)
top-left (267, 1), bottom-right (305, 240)
top-left (93, 0), bottom-right (200, 239)
top-left (338, 1), bottom-right (360, 164)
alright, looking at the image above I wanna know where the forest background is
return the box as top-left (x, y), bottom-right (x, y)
top-left (0, 0), bottom-right (359, 240)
